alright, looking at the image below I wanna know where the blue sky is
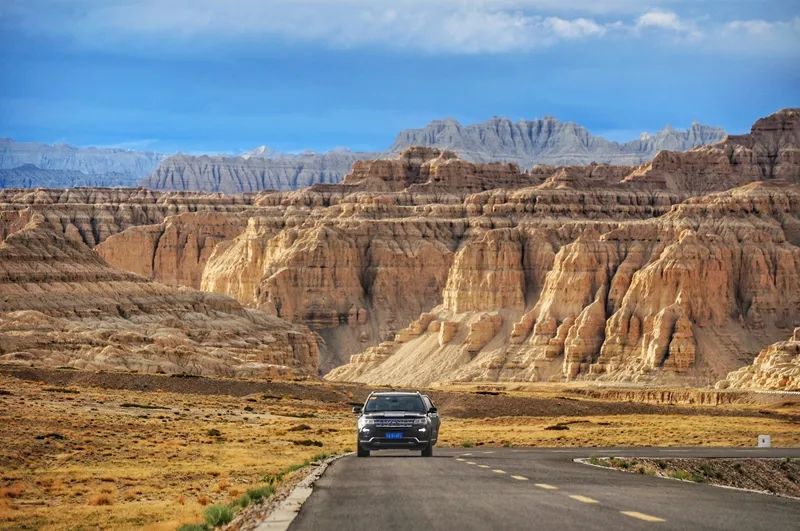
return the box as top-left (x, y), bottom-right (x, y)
top-left (1, 1), bottom-right (798, 154)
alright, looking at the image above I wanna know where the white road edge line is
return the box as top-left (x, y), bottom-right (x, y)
top-left (621, 511), bottom-right (666, 522)
top-left (253, 453), bottom-right (347, 531)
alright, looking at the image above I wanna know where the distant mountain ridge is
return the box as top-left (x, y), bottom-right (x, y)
top-left (0, 138), bottom-right (164, 187)
top-left (2, 116), bottom-right (727, 191)
top-left (142, 150), bottom-right (370, 193)
top-left (389, 117), bottom-right (727, 166)
top-left (0, 164), bottom-right (133, 188)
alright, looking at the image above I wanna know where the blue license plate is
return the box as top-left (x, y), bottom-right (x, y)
top-left (385, 432), bottom-right (403, 439)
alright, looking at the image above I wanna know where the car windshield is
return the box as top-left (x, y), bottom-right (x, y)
top-left (364, 395), bottom-right (425, 413)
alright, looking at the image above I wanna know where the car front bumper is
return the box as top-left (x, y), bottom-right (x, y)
top-left (359, 436), bottom-right (431, 450)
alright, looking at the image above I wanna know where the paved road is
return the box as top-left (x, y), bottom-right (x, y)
top-left (288, 447), bottom-right (800, 531)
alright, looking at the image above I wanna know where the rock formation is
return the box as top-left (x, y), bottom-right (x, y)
top-left (0, 187), bottom-right (260, 247)
top-left (624, 108), bottom-right (800, 192)
top-left (0, 211), bottom-right (319, 378)
top-left (2, 109), bottom-right (798, 388)
top-left (717, 329), bottom-right (800, 391)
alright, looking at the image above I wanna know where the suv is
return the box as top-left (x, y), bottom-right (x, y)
top-left (352, 391), bottom-right (440, 457)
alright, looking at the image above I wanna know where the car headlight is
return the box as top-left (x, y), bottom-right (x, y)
top-left (413, 418), bottom-right (427, 425)
top-left (357, 417), bottom-right (375, 428)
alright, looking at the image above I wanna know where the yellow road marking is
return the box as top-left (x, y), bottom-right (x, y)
top-left (534, 483), bottom-right (559, 490)
top-left (478, 464), bottom-right (489, 468)
top-left (569, 495), bottom-right (599, 504)
top-left (493, 469), bottom-right (506, 474)
top-left (511, 475), bottom-right (528, 481)
top-left (621, 511), bottom-right (666, 522)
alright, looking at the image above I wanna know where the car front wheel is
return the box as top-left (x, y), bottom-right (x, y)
top-left (357, 445), bottom-right (370, 457)
top-left (421, 444), bottom-right (433, 457)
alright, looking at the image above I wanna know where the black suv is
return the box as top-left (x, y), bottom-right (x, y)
top-left (353, 392), bottom-right (441, 457)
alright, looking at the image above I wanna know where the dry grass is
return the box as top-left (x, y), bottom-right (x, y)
top-left (0, 377), bottom-right (352, 530)
top-left (440, 413), bottom-right (800, 448)
top-left (1, 372), bottom-right (798, 529)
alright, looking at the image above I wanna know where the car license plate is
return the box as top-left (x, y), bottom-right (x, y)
top-left (386, 432), bottom-right (403, 439)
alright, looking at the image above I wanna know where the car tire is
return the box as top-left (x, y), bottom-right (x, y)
top-left (357, 445), bottom-right (370, 457)
top-left (421, 444), bottom-right (433, 457)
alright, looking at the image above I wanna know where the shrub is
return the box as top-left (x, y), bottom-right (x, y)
top-left (292, 439), bottom-right (323, 447)
top-left (120, 403), bottom-right (168, 410)
top-left (310, 452), bottom-right (331, 462)
top-left (233, 493), bottom-right (251, 509)
top-left (87, 493), bottom-right (114, 506)
top-left (461, 440), bottom-right (475, 448)
top-left (669, 470), bottom-right (693, 481)
top-left (246, 486), bottom-right (273, 503)
top-left (204, 504), bottom-right (235, 528)
top-left (177, 524), bottom-right (208, 531)
top-left (0, 484), bottom-right (24, 498)
top-left (207, 429), bottom-right (222, 437)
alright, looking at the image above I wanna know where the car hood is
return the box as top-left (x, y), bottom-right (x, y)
top-left (362, 411), bottom-right (426, 418)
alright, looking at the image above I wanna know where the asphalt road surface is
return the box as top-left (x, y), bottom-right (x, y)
top-left (287, 447), bottom-right (800, 531)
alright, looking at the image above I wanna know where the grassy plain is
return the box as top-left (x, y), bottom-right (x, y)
top-left (1, 367), bottom-right (798, 529)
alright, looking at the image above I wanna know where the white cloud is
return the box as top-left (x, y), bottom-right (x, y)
top-left (545, 17), bottom-right (607, 39)
top-left (719, 17), bottom-right (800, 53)
top-left (2, 1), bottom-right (798, 55)
top-left (635, 10), bottom-right (702, 40)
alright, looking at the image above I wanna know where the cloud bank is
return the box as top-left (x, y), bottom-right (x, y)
top-left (1, 1), bottom-right (798, 55)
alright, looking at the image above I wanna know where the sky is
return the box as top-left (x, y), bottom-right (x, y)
top-left (0, 0), bottom-right (798, 154)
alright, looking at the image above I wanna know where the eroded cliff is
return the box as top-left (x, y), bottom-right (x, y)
top-left (4, 109), bottom-right (798, 388)
top-left (0, 212), bottom-right (319, 378)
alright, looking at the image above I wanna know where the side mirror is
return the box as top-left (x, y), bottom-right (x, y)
top-left (428, 407), bottom-right (437, 414)
top-left (352, 406), bottom-right (362, 415)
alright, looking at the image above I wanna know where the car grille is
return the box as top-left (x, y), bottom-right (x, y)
top-left (374, 419), bottom-right (415, 428)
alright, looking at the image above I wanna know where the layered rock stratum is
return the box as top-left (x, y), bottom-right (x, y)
top-left (0, 210), bottom-right (318, 378)
top-left (2, 108), bottom-right (798, 389)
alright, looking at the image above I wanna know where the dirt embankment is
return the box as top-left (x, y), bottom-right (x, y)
top-left (589, 457), bottom-right (800, 499)
top-left (565, 387), bottom-right (796, 407)
top-left (3, 365), bottom-right (796, 421)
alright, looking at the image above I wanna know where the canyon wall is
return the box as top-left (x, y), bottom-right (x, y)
top-left (3, 108), bottom-right (798, 388)
top-left (0, 211), bottom-right (319, 378)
